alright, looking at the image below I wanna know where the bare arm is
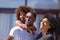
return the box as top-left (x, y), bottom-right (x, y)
top-left (16, 21), bottom-right (28, 30)
top-left (28, 26), bottom-right (37, 31)
top-left (6, 35), bottom-right (13, 40)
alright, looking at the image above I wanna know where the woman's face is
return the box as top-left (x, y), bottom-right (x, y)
top-left (40, 18), bottom-right (51, 31)
top-left (19, 12), bottom-right (26, 21)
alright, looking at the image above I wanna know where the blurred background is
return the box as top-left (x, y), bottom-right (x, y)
top-left (0, 0), bottom-right (60, 40)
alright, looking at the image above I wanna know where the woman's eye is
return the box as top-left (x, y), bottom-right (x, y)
top-left (44, 23), bottom-right (47, 25)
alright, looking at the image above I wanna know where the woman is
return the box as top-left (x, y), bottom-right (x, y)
top-left (36, 15), bottom-right (57, 40)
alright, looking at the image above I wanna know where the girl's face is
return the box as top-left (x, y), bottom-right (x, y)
top-left (19, 12), bottom-right (26, 21)
top-left (40, 18), bottom-right (51, 31)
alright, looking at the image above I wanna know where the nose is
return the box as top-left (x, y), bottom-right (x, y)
top-left (26, 17), bottom-right (30, 21)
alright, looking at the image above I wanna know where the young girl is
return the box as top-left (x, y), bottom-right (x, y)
top-left (15, 6), bottom-right (36, 35)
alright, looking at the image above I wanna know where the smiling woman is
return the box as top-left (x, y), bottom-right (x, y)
top-left (36, 15), bottom-right (57, 40)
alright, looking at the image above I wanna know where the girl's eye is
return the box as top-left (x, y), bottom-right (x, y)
top-left (20, 14), bottom-right (25, 16)
top-left (26, 16), bottom-right (28, 18)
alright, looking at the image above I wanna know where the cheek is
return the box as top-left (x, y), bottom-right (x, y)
top-left (25, 18), bottom-right (28, 22)
top-left (20, 16), bottom-right (25, 19)
top-left (32, 18), bottom-right (35, 22)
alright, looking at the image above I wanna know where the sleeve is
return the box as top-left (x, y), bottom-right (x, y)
top-left (35, 33), bottom-right (42, 40)
top-left (9, 27), bottom-right (16, 37)
top-left (38, 34), bottom-right (54, 40)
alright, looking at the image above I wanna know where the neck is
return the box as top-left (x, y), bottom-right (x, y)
top-left (42, 29), bottom-right (48, 35)
top-left (27, 24), bottom-right (34, 26)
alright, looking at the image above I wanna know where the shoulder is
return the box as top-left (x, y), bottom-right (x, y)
top-left (9, 26), bottom-right (22, 37)
top-left (36, 33), bottom-right (54, 40)
top-left (46, 34), bottom-right (54, 40)
top-left (42, 34), bottom-right (54, 40)
top-left (40, 34), bottom-right (53, 38)
top-left (10, 26), bottom-right (22, 32)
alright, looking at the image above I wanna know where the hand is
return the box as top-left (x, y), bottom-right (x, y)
top-left (22, 24), bottom-right (28, 30)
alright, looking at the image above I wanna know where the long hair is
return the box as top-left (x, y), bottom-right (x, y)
top-left (44, 15), bottom-right (57, 34)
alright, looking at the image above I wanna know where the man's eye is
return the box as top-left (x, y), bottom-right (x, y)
top-left (26, 16), bottom-right (28, 18)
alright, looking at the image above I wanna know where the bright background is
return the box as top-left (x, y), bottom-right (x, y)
top-left (0, 0), bottom-right (59, 40)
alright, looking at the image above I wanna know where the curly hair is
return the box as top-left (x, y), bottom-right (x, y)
top-left (15, 6), bottom-right (36, 20)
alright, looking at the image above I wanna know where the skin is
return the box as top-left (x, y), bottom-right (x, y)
top-left (25, 12), bottom-right (36, 26)
top-left (19, 12), bottom-right (26, 23)
top-left (25, 12), bottom-right (36, 34)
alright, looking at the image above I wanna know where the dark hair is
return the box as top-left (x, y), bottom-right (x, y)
top-left (44, 15), bottom-right (57, 34)
top-left (29, 12), bottom-right (36, 19)
top-left (15, 6), bottom-right (35, 20)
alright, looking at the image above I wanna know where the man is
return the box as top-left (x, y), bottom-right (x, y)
top-left (6, 12), bottom-right (37, 40)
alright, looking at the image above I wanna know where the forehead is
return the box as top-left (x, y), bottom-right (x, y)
top-left (42, 18), bottom-right (48, 22)
top-left (26, 12), bottom-right (32, 16)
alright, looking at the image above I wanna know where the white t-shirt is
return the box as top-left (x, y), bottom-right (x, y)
top-left (9, 26), bottom-right (38, 40)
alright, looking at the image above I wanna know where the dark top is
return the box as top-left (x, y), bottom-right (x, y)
top-left (36, 32), bottom-right (54, 40)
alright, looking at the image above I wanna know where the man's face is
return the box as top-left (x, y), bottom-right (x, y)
top-left (19, 12), bottom-right (26, 21)
top-left (25, 12), bottom-right (36, 26)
